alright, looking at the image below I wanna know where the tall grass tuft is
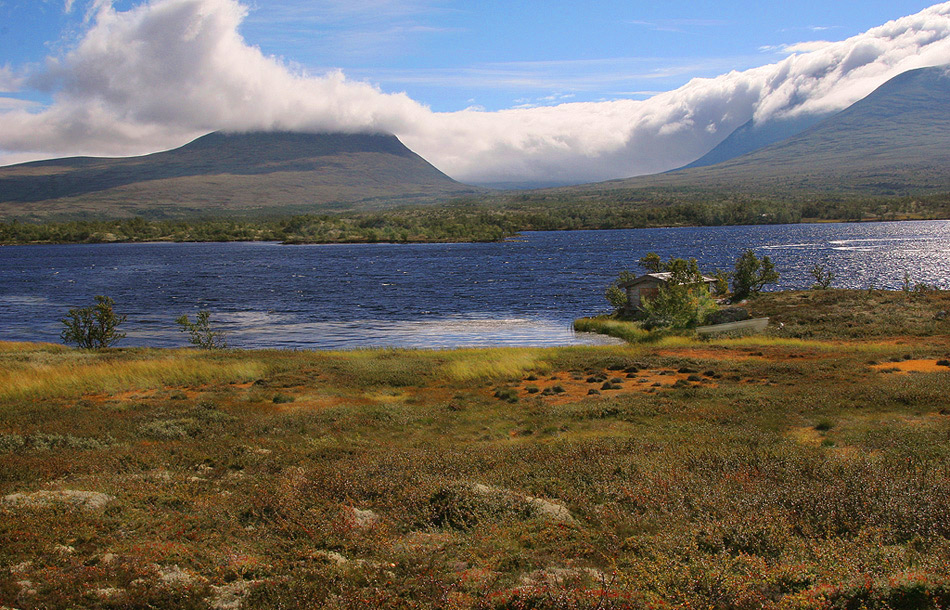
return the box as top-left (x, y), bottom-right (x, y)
top-left (0, 341), bottom-right (70, 353)
top-left (442, 348), bottom-right (548, 381)
top-left (0, 352), bottom-right (264, 401)
top-left (574, 317), bottom-right (668, 343)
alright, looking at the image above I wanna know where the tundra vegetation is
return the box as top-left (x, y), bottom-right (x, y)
top-left (2, 192), bottom-right (950, 245)
top-left (1, 289), bottom-right (950, 609)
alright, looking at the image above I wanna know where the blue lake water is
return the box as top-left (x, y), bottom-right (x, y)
top-left (1, 220), bottom-right (948, 349)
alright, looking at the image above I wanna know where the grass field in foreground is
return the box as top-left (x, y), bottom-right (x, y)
top-left (1, 290), bottom-right (950, 609)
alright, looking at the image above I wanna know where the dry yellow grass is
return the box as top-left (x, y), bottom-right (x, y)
top-left (0, 341), bottom-right (69, 353)
top-left (0, 351), bottom-right (264, 401)
top-left (440, 348), bottom-right (550, 381)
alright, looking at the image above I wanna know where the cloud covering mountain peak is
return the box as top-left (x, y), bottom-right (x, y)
top-left (2, 0), bottom-right (950, 184)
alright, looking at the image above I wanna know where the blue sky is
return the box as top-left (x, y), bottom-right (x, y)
top-left (1, 0), bottom-right (948, 183)
top-left (1, 0), bottom-right (937, 111)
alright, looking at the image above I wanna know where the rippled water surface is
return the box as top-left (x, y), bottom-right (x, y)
top-left (1, 221), bottom-right (948, 349)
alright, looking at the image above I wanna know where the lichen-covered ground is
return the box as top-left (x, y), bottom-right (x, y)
top-left (2, 290), bottom-right (950, 609)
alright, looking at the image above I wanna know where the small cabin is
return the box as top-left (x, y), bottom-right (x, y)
top-left (620, 272), bottom-right (718, 315)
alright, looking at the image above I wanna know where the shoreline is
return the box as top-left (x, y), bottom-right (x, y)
top-left (2, 215), bottom-right (948, 247)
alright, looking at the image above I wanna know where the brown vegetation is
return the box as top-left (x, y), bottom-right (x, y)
top-left (1, 291), bottom-right (950, 609)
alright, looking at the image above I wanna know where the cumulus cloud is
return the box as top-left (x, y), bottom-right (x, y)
top-left (2, 0), bottom-right (950, 184)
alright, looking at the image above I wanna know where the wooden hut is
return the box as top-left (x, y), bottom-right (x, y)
top-left (620, 272), bottom-right (717, 315)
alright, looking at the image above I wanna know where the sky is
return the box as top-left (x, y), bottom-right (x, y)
top-left (0, 0), bottom-right (948, 184)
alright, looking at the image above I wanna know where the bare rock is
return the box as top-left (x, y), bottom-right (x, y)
top-left (312, 550), bottom-right (349, 565)
top-left (520, 565), bottom-right (606, 587)
top-left (158, 564), bottom-right (200, 587)
top-left (2, 490), bottom-right (114, 511)
top-left (704, 307), bottom-right (751, 325)
top-left (524, 495), bottom-right (577, 525)
top-left (345, 507), bottom-right (379, 528)
top-left (94, 587), bottom-right (123, 600)
top-left (471, 483), bottom-right (577, 525)
top-left (208, 580), bottom-right (260, 610)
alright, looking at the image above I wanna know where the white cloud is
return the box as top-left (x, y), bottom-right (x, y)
top-left (760, 40), bottom-right (835, 54)
top-left (0, 97), bottom-right (37, 110)
top-left (0, 65), bottom-right (22, 92)
top-left (3, 0), bottom-right (950, 184)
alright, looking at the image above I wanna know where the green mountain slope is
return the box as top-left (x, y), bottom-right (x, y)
top-left (0, 131), bottom-right (481, 219)
top-left (679, 113), bottom-right (827, 170)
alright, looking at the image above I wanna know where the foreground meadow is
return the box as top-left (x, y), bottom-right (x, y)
top-left (1, 290), bottom-right (949, 609)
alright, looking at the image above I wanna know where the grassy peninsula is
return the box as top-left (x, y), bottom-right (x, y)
top-left (1, 289), bottom-right (949, 609)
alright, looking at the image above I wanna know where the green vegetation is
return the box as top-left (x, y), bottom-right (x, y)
top-left (604, 270), bottom-right (637, 314)
top-left (640, 258), bottom-right (718, 329)
top-left (176, 311), bottom-right (228, 350)
top-left (810, 263), bottom-right (835, 289)
top-left (1, 290), bottom-right (949, 609)
top-left (732, 249), bottom-right (780, 300)
top-left (59, 295), bottom-right (127, 349)
top-left (0, 207), bottom-right (520, 245)
top-left (3, 190), bottom-right (950, 246)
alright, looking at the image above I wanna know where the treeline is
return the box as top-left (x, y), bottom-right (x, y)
top-left (0, 209), bottom-right (521, 245)
top-left (2, 194), bottom-right (948, 245)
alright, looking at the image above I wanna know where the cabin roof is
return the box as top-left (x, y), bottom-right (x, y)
top-left (620, 272), bottom-right (717, 288)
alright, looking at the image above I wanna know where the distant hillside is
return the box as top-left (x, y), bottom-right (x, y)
top-left (679, 113), bottom-right (827, 170)
top-left (549, 65), bottom-right (950, 201)
top-left (0, 131), bottom-right (482, 219)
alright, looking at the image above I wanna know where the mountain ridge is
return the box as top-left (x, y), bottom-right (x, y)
top-left (0, 131), bottom-right (481, 219)
top-left (545, 65), bottom-right (950, 200)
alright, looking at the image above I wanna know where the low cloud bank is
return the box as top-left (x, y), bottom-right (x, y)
top-left (2, 0), bottom-right (950, 183)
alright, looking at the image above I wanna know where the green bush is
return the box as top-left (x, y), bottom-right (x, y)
top-left (60, 295), bottom-right (127, 349)
top-left (138, 418), bottom-right (202, 439)
top-left (604, 270), bottom-right (637, 313)
top-left (641, 258), bottom-right (718, 329)
top-left (732, 250), bottom-right (780, 300)
top-left (176, 310), bottom-right (228, 349)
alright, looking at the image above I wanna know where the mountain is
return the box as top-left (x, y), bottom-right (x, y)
top-left (679, 113), bottom-right (827, 170)
top-left (553, 65), bottom-right (950, 199)
top-left (0, 131), bottom-right (481, 219)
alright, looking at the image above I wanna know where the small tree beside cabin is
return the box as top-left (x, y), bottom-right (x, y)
top-left (620, 272), bottom-right (718, 315)
top-left (614, 256), bottom-right (720, 328)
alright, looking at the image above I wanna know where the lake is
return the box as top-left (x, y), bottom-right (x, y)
top-left (1, 220), bottom-right (948, 349)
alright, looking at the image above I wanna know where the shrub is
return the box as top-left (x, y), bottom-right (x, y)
top-left (641, 280), bottom-right (719, 331)
top-left (604, 270), bottom-right (637, 313)
top-left (493, 387), bottom-right (519, 402)
top-left (811, 264), bottom-right (835, 289)
top-left (138, 418), bottom-right (202, 439)
top-left (60, 295), bottom-right (126, 349)
top-left (713, 269), bottom-right (732, 296)
top-left (176, 310), bottom-right (228, 349)
top-left (0, 433), bottom-right (113, 452)
top-left (638, 251), bottom-right (664, 272)
top-left (732, 250), bottom-right (780, 300)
